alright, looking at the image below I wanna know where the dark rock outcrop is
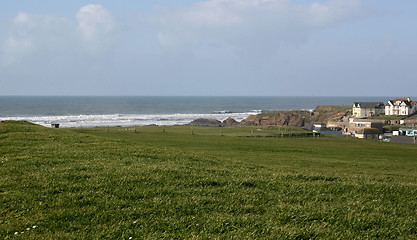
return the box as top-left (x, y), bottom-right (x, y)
top-left (222, 117), bottom-right (239, 127)
top-left (240, 111), bottom-right (308, 127)
top-left (189, 118), bottom-right (222, 127)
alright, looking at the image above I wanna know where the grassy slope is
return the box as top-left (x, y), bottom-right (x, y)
top-left (1, 121), bottom-right (416, 239)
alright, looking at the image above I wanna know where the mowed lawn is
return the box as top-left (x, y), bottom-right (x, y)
top-left (1, 121), bottom-right (416, 239)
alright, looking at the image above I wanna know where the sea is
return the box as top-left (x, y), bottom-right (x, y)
top-left (0, 96), bottom-right (395, 128)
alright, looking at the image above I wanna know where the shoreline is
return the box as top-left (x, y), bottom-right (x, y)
top-left (0, 106), bottom-right (346, 128)
top-left (0, 112), bottom-right (255, 128)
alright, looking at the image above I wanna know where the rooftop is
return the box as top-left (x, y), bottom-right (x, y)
top-left (353, 102), bottom-right (384, 108)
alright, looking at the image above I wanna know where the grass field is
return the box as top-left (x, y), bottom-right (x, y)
top-left (1, 121), bottom-right (416, 239)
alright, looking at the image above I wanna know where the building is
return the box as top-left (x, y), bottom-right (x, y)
top-left (302, 123), bottom-right (342, 135)
top-left (352, 102), bottom-right (385, 118)
top-left (391, 129), bottom-right (417, 143)
top-left (355, 128), bottom-right (380, 139)
top-left (345, 118), bottom-right (384, 138)
top-left (398, 128), bottom-right (417, 137)
top-left (385, 98), bottom-right (417, 116)
top-left (326, 117), bottom-right (349, 132)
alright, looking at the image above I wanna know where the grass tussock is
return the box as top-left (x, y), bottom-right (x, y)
top-left (0, 121), bottom-right (416, 239)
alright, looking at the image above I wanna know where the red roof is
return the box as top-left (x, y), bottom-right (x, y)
top-left (393, 97), bottom-right (410, 102)
top-left (387, 98), bottom-right (413, 107)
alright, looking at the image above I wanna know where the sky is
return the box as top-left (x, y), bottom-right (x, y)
top-left (0, 0), bottom-right (416, 96)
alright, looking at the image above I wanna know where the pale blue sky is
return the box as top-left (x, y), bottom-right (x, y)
top-left (1, 0), bottom-right (416, 96)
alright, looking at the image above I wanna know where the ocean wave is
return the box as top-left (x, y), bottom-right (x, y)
top-left (0, 111), bottom-right (260, 128)
top-left (212, 110), bottom-right (233, 114)
top-left (251, 109), bottom-right (264, 113)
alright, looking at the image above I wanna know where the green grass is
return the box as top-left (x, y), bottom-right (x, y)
top-left (1, 121), bottom-right (416, 239)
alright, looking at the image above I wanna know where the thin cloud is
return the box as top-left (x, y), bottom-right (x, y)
top-left (76, 4), bottom-right (120, 53)
top-left (1, 12), bottom-right (71, 65)
top-left (0, 4), bottom-right (119, 67)
top-left (152, 0), bottom-right (373, 52)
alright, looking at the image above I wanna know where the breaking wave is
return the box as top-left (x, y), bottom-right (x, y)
top-left (1, 111), bottom-right (260, 128)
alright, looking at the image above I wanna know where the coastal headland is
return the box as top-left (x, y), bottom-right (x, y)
top-left (190, 105), bottom-right (351, 127)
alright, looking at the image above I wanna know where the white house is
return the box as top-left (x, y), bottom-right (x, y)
top-left (385, 98), bottom-right (417, 116)
top-left (352, 102), bottom-right (385, 118)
